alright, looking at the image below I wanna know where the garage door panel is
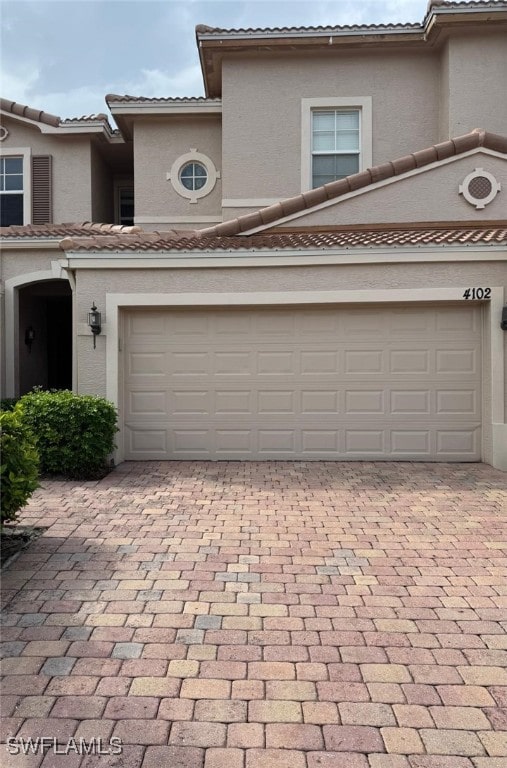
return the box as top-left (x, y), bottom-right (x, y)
top-left (127, 427), bottom-right (167, 454)
top-left (171, 352), bottom-right (209, 375)
top-left (215, 351), bottom-right (252, 375)
top-left (436, 348), bottom-right (477, 374)
top-left (390, 390), bottom-right (430, 414)
top-left (129, 352), bottom-right (166, 375)
top-left (215, 390), bottom-right (252, 414)
top-left (216, 430), bottom-right (252, 453)
top-left (436, 307), bottom-right (481, 333)
top-left (345, 430), bottom-right (385, 453)
top-left (390, 308), bottom-right (434, 333)
top-left (342, 310), bottom-right (390, 335)
top-left (390, 350), bottom-right (430, 374)
top-left (257, 351), bottom-right (295, 375)
top-left (301, 430), bottom-right (340, 453)
top-left (437, 428), bottom-right (479, 455)
top-left (301, 390), bottom-right (339, 414)
top-left (345, 390), bottom-right (384, 414)
top-left (345, 350), bottom-right (383, 373)
top-left (123, 305), bottom-right (482, 461)
top-left (436, 390), bottom-right (477, 415)
top-left (301, 350), bottom-right (339, 374)
top-left (258, 430), bottom-right (296, 453)
top-left (129, 391), bottom-right (167, 415)
top-left (391, 430), bottom-right (431, 454)
top-left (170, 390), bottom-right (209, 415)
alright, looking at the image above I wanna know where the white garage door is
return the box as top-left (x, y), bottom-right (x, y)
top-left (123, 304), bottom-right (482, 461)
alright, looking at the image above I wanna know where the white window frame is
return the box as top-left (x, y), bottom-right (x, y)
top-left (0, 146), bottom-right (31, 224)
top-left (167, 149), bottom-right (220, 204)
top-left (301, 98), bottom-right (372, 192)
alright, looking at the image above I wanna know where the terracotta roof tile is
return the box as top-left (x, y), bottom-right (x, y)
top-left (0, 222), bottom-right (142, 240)
top-left (200, 129), bottom-right (507, 237)
top-left (1, 98), bottom-right (61, 127)
top-left (196, 3), bottom-right (506, 38)
top-left (196, 22), bottom-right (421, 35)
top-left (427, 0), bottom-right (507, 8)
top-left (59, 225), bottom-right (507, 253)
top-left (62, 114), bottom-right (110, 123)
top-left (106, 94), bottom-right (220, 104)
top-left (1, 98), bottom-right (115, 132)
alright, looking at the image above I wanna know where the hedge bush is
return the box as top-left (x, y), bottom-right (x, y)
top-left (19, 390), bottom-right (117, 479)
top-left (0, 405), bottom-right (40, 525)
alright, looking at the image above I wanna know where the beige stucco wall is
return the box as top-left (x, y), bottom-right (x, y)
top-left (220, 50), bottom-right (440, 202)
top-left (133, 117), bottom-right (222, 227)
top-left (280, 153), bottom-right (506, 228)
top-left (1, 117), bottom-right (93, 222)
top-left (0, 249), bottom-right (61, 284)
top-left (439, 41), bottom-right (451, 142)
top-left (446, 32), bottom-right (507, 138)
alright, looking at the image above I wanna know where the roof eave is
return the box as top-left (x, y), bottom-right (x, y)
top-left (197, 5), bottom-right (507, 98)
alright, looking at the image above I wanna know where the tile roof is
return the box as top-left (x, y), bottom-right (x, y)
top-left (427, 0), bottom-right (507, 8)
top-left (61, 114), bottom-right (110, 123)
top-left (1, 98), bottom-right (115, 132)
top-left (106, 94), bottom-right (219, 104)
top-left (199, 129), bottom-right (507, 237)
top-left (0, 222), bottom-right (142, 240)
top-left (196, 2), bottom-right (507, 38)
top-left (195, 22), bottom-right (420, 36)
top-left (60, 225), bottom-right (507, 253)
top-left (1, 98), bottom-right (60, 127)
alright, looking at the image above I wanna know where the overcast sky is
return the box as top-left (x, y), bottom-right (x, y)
top-left (1, 0), bottom-right (430, 121)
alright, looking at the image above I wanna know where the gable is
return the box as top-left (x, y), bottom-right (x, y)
top-left (276, 150), bottom-right (506, 229)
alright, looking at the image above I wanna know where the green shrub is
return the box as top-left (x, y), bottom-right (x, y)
top-left (19, 390), bottom-right (117, 480)
top-left (0, 405), bottom-right (40, 525)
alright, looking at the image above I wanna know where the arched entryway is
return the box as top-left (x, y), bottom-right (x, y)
top-left (17, 279), bottom-right (72, 394)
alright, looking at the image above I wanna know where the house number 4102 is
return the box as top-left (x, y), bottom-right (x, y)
top-left (463, 288), bottom-right (491, 300)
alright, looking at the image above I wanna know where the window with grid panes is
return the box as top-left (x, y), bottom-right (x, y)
top-left (0, 156), bottom-right (24, 226)
top-left (311, 110), bottom-right (360, 188)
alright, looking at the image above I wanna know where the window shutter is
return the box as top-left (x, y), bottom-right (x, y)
top-left (31, 155), bottom-right (52, 224)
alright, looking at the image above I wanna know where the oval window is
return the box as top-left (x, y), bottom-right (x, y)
top-left (179, 161), bottom-right (208, 191)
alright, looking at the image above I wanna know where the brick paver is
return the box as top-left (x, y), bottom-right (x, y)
top-left (1, 460), bottom-right (506, 766)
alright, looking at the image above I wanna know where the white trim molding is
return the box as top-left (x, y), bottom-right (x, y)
top-left (222, 198), bottom-right (282, 208)
top-left (66, 246), bottom-right (506, 270)
top-left (0, 145), bottom-right (31, 224)
top-left (167, 149), bottom-right (220, 203)
top-left (104, 287), bottom-right (505, 470)
top-left (301, 97), bottom-right (372, 192)
top-left (459, 167), bottom-right (501, 209)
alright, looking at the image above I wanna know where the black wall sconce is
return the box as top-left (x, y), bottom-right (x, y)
top-left (24, 326), bottom-right (35, 353)
top-left (87, 303), bottom-right (102, 348)
top-left (501, 305), bottom-right (507, 331)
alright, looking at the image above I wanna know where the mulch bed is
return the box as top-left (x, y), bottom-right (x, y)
top-left (0, 526), bottom-right (44, 568)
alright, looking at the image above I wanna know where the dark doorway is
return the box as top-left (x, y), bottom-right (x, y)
top-left (18, 280), bottom-right (72, 395)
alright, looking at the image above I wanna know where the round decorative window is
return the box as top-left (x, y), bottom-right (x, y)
top-left (167, 149), bottom-right (220, 203)
top-left (179, 161), bottom-right (208, 191)
top-left (459, 168), bottom-right (501, 210)
top-left (0, 126), bottom-right (9, 141)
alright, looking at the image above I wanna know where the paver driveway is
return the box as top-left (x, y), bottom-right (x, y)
top-left (1, 461), bottom-right (507, 768)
